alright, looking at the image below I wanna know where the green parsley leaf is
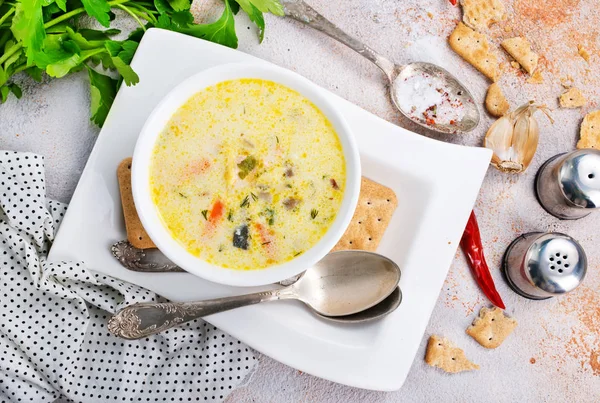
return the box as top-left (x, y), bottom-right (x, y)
top-left (154, 0), bottom-right (172, 14)
top-left (201, 210), bottom-right (208, 220)
top-left (11, 0), bottom-right (46, 64)
top-left (87, 66), bottom-right (117, 126)
top-left (239, 1), bottom-right (265, 42)
top-left (25, 67), bottom-right (44, 82)
top-left (0, 67), bottom-right (7, 87)
top-left (78, 28), bottom-right (121, 41)
top-left (166, 0), bottom-right (190, 12)
top-left (178, 0), bottom-right (238, 48)
top-left (0, 86), bottom-right (10, 103)
top-left (55, 0), bottom-right (67, 12)
top-left (34, 35), bottom-right (83, 78)
top-left (234, 0), bottom-right (283, 16)
top-left (81, 0), bottom-right (112, 28)
top-left (9, 84), bottom-right (22, 99)
top-left (237, 155), bottom-right (257, 179)
top-left (104, 40), bottom-right (139, 85)
top-left (171, 11), bottom-right (194, 28)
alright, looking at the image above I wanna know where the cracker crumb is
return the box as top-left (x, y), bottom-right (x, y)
top-left (527, 70), bottom-right (544, 84)
top-left (466, 307), bottom-right (517, 349)
top-left (427, 12), bottom-right (434, 19)
top-left (460, 0), bottom-right (505, 31)
top-left (425, 335), bottom-right (479, 373)
top-left (448, 22), bottom-right (501, 81)
top-left (559, 87), bottom-right (586, 108)
top-left (578, 44), bottom-right (591, 63)
top-left (501, 37), bottom-right (539, 74)
top-left (485, 83), bottom-right (510, 117)
top-left (577, 110), bottom-right (600, 149)
top-left (510, 61), bottom-right (521, 69)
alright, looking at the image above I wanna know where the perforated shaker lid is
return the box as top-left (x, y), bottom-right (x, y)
top-left (525, 233), bottom-right (587, 296)
top-left (558, 149), bottom-right (600, 208)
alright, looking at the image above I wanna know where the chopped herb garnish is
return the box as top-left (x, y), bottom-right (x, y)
top-left (322, 175), bottom-right (328, 180)
top-left (238, 156), bottom-right (258, 179)
top-left (201, 210), bottom-right (208, 220)
top-left (178, 192), bottom-right (187, 198)
top-left (276, 136), bottom-right (279, 144)
top-left (240, 195), bottom-right (250, 208)
top-left (261, 241), bottom-right (271, 246)
top-left (265, 208), bottom-right (275, 225)
top-left (294, 251), bottom-right (303, 257)
top-left (250, 192), bottom-right (258, 201)
top-left (310, 209), bottom-right (318, 219)
top-left (285, 184), bottom-right (292, 188)
top-left (227, 210), bottom-right (233, 222)
top-left (218, 245), bottom-right (224, 252)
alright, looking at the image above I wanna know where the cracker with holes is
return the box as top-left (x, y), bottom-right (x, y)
top-left (577, 110), bottom-right (600, 149)
top-left (331, 177), bottom-right (397, 252)
top-left (559, 87), bottom-right (586, 108)
top-left (448, 22), bottom-right (500, 81)
top-left (117, 157), bottom-right (156, 249)
top-left (466, 307), bottom-right (517, 349)
top-left (425, 335), bottom-right (480, 373)
top-left (485, 83), bottom-right (509, 117)
top-left (501, 37), bottom-right (538, 75)
top-left (460, 0), bottom-right (505, 32)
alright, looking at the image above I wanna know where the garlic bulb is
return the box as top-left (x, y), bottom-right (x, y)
top-left (484, 101), bottom-right (553, 173)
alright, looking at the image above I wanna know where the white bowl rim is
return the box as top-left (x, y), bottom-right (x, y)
top-left (131, 62), bottom-right (361, 287)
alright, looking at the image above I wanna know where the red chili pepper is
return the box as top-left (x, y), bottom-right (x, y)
top-left (460, 211), bottom-right (506, 309)
top-left (449, 0), bottom-right (457, 5)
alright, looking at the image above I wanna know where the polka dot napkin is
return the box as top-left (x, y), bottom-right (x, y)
top-left (0, 151), bottom-right (256, 402)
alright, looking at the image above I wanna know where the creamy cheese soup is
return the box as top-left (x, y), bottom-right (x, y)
top-left (150, 79), bottom-right (346, 270)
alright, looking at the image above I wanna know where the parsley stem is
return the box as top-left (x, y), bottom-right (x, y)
top-left (0, 7), bottom-right (15, 26)
top-left (44, 0), bottom-right (131, 29)
top-left (0, 0), bottom-right (131, 66)
top-left (114, 4), bottom-right (146, 31)
top-left (0, 30), bottom-right (11, 50)
top-left (0, 44), bottom-right (20, 66)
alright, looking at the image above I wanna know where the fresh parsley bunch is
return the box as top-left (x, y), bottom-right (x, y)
top-left (0, 0), bottom-right (283, 125)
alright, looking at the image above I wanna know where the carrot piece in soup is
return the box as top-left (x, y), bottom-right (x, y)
top-left (203, 200), bottom-right (225, 237)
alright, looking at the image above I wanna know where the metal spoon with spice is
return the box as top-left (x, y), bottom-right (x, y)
top-left (281, 0), bottom-right (480, 134)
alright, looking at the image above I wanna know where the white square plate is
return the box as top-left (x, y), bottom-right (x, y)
top-left (49, 28), bottom-right (491, 391)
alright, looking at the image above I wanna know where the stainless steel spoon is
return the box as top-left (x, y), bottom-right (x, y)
top-left (281, 0), bottom-right (480, 134)
top-left (107, 250), bottom-right (401, 339)
top-left (111, 240), bottom-right (400, 323)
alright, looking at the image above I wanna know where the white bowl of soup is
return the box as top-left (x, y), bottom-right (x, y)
top-left (132, 63), bottom-right (360, 286)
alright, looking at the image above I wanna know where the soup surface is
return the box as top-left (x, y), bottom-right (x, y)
top-left (150, 79), bottom-right (346, 270)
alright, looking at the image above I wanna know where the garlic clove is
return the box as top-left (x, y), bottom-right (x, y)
top-left (484, 115), bottom-right (514, 163)
top-left (484, 101), bottom-right (551, 174)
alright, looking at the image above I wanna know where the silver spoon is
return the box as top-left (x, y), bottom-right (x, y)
top-left (107, 250), bottom-right (401, 339)
top-left (281, 0), bottom-right (480, 134)
top-left (111, 240), bottom-right (400, 323)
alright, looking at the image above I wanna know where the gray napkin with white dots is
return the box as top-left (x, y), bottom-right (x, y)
top-left (0, 151), bottom-right (256, 403)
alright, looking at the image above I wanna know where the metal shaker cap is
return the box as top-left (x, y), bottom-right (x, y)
top-left (524, 233), bottom-right (587, 296)
top-left (558, 149), bottom-right (600, 209)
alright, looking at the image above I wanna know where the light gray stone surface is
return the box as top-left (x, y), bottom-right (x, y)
top-left (1, 1), bottom-right (599, 401)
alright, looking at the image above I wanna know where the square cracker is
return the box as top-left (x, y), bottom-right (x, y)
top-left (461, 0), bottom-right (505, 32)
top-left (466, 306), bottom-right (517, 349)
top-left (425, 335), bottom-right (479, 373)
top-left (449, 22), bottom-right (501, 81)
top-left (485, 83), bottom-right (509, 117)
top-left (331, 177), bottom-right (397, 252)
top-left (501, 37), bottom-right (539, 74)
top-left (559, 87), bottom-right (586, 108)
top-left (117, 157), bottom-right (156, 249)
top-left (577, 110), bottom-right (600, 149)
